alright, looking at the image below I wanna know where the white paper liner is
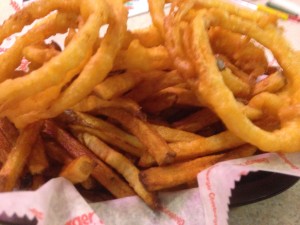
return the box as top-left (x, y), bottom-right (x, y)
top-left (0, 152), bottom-right (299, 225)
top-left (197, 152), bottom-right (300, 225)
top-left (1, 1), bottom-right (300, 225)
top-left (0, 178), bottom-right (104, 225)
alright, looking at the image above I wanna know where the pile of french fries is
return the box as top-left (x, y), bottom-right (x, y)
top-left (0, 78), bottom-right (256, 209)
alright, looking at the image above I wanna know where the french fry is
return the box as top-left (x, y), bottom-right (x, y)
top-left (141, 92), bottom-right (177, 114)
top-left (253, 71), bottom-right (286, 95)
top-left (45, 141), bottom-right (98, 190)
top-left (70, 125), bottom-right (144, 157)
top-left (23, 43), bottom-right (60, 65)
top-left (140, 153), bottom-right (224, 191)
top-left (80, 176), bottom-right (99, 190)
top-left (66, 111), bottom-right (145, 150)
top-left (216, 54), bottom-right (250, 84)
top-left (141, 87), bottom-right (202, 114)
top-left (169, 88), bottom-right (202, 107)
top-left (43, 120), bottom-right (136, 198)
top-left (72, 95), bottom-right (141, 116)
top-left (0, 117), bottom-right (19, 145)
top-left (172, 105), bottom-right (263, 134)
top-left (248, 92), bottom-right (282, 117)
top-left (169, 131), bottom-right (246, 161)
top-left (44, 141), bottom-right (73, 164)
top-left (221, 68), bottom-right (250, 97)
top-left (138, 152), bottom-right (157, 168)
top-left (81, 132), bottom-right (158, 209)
top-left (125, 70), bottom-right (183, 102)
top-left (139, 130), bottom-right (245, 166)
top-left (186, 179), bottom-right (198, 189)
top-left (93, 71), bottom-right (144, 100)
top-left (217, 144), bottom-right (257, 161)
top-left (172, 108), bottom-right (219, 132)
top-left (92, 164), bottom-right (136, 199)
top-left (28, 135), bottom-right (49, 175)
top-left (0, 130), bottom-right (12, 163)
top-left (60, 155), bottom-right (96, 184)
top-left (139, 145), bottom-right (257, 191)
top-left (0, 122), bottom-right (41, 192)
top-left (113, 39), bottom-right (172, 71)
top-left (97, 108), bottom-right (176, 166)
top-left (0, 118), bottom-right (18, 163)
top-left (151, 124), bottom-right (201, 142)
top-left (254, 115), bottom-right (280, 131)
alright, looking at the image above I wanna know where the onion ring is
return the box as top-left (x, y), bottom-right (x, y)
top-left (165, 0), bottom-right (300, 152)
top-left (0, 0), bottom-right (108, 117)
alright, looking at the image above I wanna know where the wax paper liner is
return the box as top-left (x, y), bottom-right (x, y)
top-left (0, 152), bottom-right (299, 225)
top-left (0, 178), bottom-right (104, 225)
top-left (197, 152), bottom-right (300, 225)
